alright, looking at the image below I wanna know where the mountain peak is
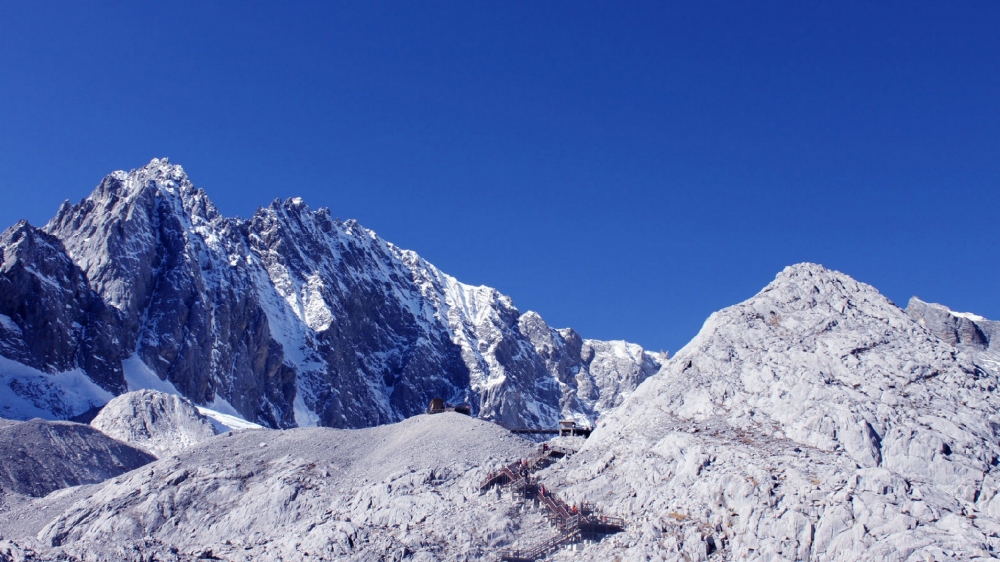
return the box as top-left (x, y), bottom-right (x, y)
top-left (768, 262), bottom-right (871, 296)
top-left (8, 159), bottom-right (663, 431)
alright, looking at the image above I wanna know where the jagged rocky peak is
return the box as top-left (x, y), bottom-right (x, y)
top-left (1, 158), bottom-right (660, 431)
top-left (45, 158), bottom-right (224, 317)
top-left (40, 159), bottom-right (297, 429)
top-left (90, 390), bottom-right (219, 458)
top-left (557, 262), bottom-right (1000, 559)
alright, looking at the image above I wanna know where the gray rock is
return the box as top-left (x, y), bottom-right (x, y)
top-left (0, 222), bottom-right (125, 395)
top-left (30, 414), bottom-right (537, 561)
top-left (544, 263), bottom-right (1000, 560)
top-left (907, 296), bottom-right (993, 350)
top-left (45, 160), bottom-right (296, 428)
top-left (0, 158), bottom-right (659, 430)
top-left (0, 419), bottom-right (154, 498)
top-left (90, 390), bottom-right (218, 458)
top-left (907, 296), bottom-right (1000, 381)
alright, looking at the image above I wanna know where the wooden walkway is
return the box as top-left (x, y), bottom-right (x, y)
top-left (481, 446), bottom-right (625, 561)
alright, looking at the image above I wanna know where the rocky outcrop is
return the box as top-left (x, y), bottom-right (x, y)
top-left (907, 296), bottom-right (1000, 378)
top-left (90, 390), bottom-right (218, 458)
top-left (547, 263), bottom-right (1000, 560)
top-left (0, 159), bottom-right (661, 429)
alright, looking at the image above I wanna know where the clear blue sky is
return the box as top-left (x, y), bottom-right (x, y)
top-left (1, 2), bottom-right (998, 353)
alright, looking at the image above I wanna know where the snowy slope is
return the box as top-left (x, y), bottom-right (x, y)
top-left (539, 263), bottom-right (1000, 560)
top-left (0, 158), bottom-right (663, 430)
top-left (0, 355), bottom-right (113, 422)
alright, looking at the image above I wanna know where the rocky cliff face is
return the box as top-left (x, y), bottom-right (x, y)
top-left (0, 158), bottom-right (662, 429)
top-left (907, 296), bottom-right (1000, 377)
top-left (0, 222), bottom-right (126, 394)
top-left (544, 263), bottom-right (1000, 560)
top-left (45, 163), bottom-right (296, 428)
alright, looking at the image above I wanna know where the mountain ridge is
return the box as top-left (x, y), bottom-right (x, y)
top-left (545, 262), bottom-right (1000, 559)
top-left (3, 263), bottom-right (999, 560)
top-left (0, 158), bottom-right (664, 429)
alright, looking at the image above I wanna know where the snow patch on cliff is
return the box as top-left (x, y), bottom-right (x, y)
top-left (0, 355), bottom-right (112, 421)
top-left (122, 354), bottom-right (261, 432)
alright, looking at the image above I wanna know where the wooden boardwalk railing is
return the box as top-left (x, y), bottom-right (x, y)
top-left (482, 445), bottom-right (625, 561)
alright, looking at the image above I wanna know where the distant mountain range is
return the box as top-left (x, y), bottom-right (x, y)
top-left (0, 158), bottom-right (664, 429)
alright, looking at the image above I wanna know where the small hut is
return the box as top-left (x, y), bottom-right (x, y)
top-left (428, 397), bottom-right (446, 414)
top-left (559, 419), bottom-right (578, 437)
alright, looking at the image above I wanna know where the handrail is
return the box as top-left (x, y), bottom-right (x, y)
top-left (487, 447), bottom-right (625, 561)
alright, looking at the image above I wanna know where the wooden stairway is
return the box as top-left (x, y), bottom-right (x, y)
top-left (483, 445), bottom-right (625, 561)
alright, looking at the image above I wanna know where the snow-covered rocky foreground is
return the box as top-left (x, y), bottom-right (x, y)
top-left (2, 262), bottom-right (1000, 561)
top-left (540, 263), bottom-right (1000, 560)
top-left (1, 413), bottom-right (541, 561)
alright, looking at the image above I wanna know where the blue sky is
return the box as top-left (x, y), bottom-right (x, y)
top-left (1, 2), bottom-right (997, 353)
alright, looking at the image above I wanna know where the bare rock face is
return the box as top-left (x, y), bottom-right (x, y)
top-left (0, 419), bottom-right (154, 498)
top-left (0, 222), bottom-right (126, 394)
top-left (0, 158), bottom-right (659, 429)
top-left (548, 263), bottom-right (1000, 560)
top-left (90, 390), bottom-right (218, 458)
top-left (246, 199), bottom-right (474, 428)
top-left (45, 161), bottom-right (296, 428)
top-left (907, 296), bottom-right (1000, 378)
top-left (518, 310), bottom-right (665, 421)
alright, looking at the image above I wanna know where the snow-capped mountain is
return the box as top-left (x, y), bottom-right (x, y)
top-left (5, 263), bottom-right (1000, 561)
top-left (543, 263), bottom-right (1000, 560)
top-left (0, 158), bottom-right (663, 429)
